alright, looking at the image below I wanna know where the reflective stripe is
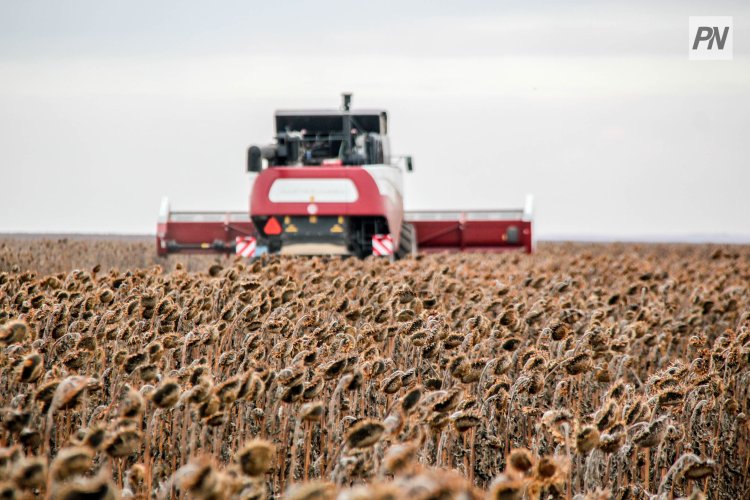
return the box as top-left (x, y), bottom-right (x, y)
top-left (235, 237), bottom-right (257, 258)
top-left (372, 234), bottom-right (394, 256)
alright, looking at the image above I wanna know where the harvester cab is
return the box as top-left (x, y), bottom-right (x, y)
top-left (247, 93), bottom-right (390, 170)
top-left (157, 94), bottom-right (533, 259)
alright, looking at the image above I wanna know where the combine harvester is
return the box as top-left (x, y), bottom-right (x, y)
top-left (157, 94), bottom-right (533, 259)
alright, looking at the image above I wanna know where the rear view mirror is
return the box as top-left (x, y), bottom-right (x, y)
top-left (405, 156), bottom-right (414, 172)
top-left (247, 146), bottom-right (263, 173)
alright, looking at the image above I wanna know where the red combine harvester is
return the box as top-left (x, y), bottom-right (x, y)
top-left (157, 94), bottom-right (533, 259)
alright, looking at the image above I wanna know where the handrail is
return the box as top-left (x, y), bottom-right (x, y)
top-left (523, 194), bottom-right (534, 222)
top-left (158, 197), bottom-right (251, 223)
top-left (168, 212), bottom-right (251, 222)
top-left (406, 209), bottom-right (525, 221)
top-left (158, 197), bottom-right (170, 223)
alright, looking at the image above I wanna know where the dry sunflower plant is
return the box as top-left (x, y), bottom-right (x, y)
top-left (0, 238), bottom-right (748, 499)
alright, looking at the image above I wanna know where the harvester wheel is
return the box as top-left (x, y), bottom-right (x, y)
top-left (396, 222), bottom-right (417, 259)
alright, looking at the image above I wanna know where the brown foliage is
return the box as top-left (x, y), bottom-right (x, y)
top-left (0, 239), bottom-right (748, 498)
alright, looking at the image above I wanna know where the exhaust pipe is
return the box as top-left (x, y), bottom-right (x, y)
top-left (341, 92), bottom-right (352, 111)
top-left (341, 93), bottom-right (352, 157)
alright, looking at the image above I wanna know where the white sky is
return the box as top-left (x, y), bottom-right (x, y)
top-left (1, 0), bottom-right (748, 240)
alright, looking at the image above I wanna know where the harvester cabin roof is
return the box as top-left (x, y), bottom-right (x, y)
top-left (275, 110), bottom-right (388, 136)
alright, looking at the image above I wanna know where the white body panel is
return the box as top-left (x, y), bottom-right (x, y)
top-left (362, 164), bottom-right (404, 206)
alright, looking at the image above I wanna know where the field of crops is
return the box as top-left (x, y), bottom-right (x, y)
top-left (0, 237), bottom-right (748, 499)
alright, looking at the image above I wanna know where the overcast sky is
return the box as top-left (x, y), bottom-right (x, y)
top-left (1, 0), bottom-right (748, 240)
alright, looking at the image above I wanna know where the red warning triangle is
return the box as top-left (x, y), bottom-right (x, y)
top-left (264, 216), bottom-right (282, 235)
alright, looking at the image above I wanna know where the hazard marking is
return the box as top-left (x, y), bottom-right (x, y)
top-left (264, 217), bottom-right (282, 235)
top-left (235, 236), bottom-right (257, 258)
top-left (372, 234), bottom-right (394, 256)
